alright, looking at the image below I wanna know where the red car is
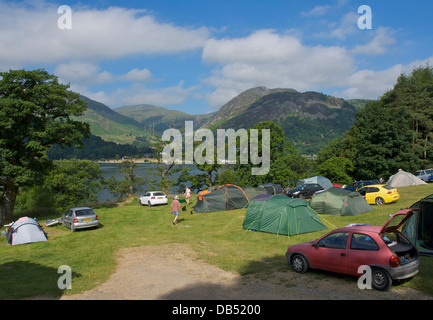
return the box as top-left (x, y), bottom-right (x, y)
top-left (285, 209), bottom-right (420, 290)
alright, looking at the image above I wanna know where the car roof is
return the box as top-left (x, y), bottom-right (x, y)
top-left (70, 207), bottom-right (92, 210)
top-left (357, 184), bottom-right (387, 188)
top-left (331, 225), bottom-right (382, 234)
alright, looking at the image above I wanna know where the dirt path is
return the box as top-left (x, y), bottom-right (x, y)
top-left (62, 244), bottom-right (432, 300)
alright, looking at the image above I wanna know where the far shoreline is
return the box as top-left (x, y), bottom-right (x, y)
top-left (98, 157), bottom-right (158, 164)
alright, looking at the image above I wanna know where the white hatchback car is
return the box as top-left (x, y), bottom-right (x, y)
top-left (139, 191), bottom-right (168, 206)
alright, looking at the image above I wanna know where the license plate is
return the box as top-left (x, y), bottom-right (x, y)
top-left (158, 197), bottom-right (163, 199)
top-left (83, 218), bottom-right (92, 222)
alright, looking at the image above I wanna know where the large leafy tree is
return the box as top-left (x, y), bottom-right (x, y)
top-left (234, 121), bottom-right (312, 187)
top-left (43, 159), bottom-right (104, 212)
top-left (344, 65), bottom-right (433, 180)
top-left (348, 100), bottom-right (419, 180)
top-left (0, 69), bottom-right (89, 224)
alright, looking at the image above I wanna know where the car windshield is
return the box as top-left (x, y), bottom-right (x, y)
top-left (75, 209), bottom-right (95, 216)
top-left (292, 185), bottom-right (306, 191)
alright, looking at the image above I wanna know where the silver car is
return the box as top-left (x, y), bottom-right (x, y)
top-left (62, 207), bottom-right (99, 232)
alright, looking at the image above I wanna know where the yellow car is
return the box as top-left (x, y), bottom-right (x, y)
top-left (356, 184), bottom-right (400, 205)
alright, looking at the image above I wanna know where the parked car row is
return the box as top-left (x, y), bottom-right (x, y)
top-left (285, 181), bottom-right (399, 206)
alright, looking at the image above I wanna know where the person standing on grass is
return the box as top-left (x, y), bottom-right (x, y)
top-left (171, 195), bottom-right (183, 225)
top-left (185, 186), bottom-right (191, 205)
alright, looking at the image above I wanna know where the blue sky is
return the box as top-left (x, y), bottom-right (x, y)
top-left (1, 0), bottom-right (432, 114)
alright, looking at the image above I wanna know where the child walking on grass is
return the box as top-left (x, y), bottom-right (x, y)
top-left (171, 195), bottom-right (183, 225)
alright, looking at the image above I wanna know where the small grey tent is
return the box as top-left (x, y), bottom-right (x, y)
top-left (386, 169), bottom-right (427, 188)
top-left (309, 187), bottom-right (374, 216)
top-left (6, 217), bottom-right (47, 245)
top-left (296, 176), bottom-right (333, 190)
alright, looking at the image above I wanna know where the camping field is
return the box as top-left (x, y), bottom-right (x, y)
top-left (1, 184), bottom-right (433, 299)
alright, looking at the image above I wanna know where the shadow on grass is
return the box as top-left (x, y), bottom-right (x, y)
top-left (158, 253), bottom-right (428, 300)
top-left (0, 261), bottom-right (81, 299)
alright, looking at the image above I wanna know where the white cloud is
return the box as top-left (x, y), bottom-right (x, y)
top-left (55, 61), bottom-right (115, 86)
top-left (86, 81), bottom-right (196, 108)
top-left (351, 27), bottom-right (396, 55)
top-left (0, 2), bottom-right (210, 67)
top-left (337, 56), bottom-right (433, 99)
top-left (202, 29), bottom-right (355, 109)
top-left (301, 4), bottom-right (331, 17)
top-left (120, 68), bottom-right (152, 82)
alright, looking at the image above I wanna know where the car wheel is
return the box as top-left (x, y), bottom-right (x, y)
top-left (148, 201), bottom-right (152, 207)
top-left (291, 254), bottom-right (308, 273)
top-left (139, 199), bottom-right (143, 206)
top-left (375, 197), bottom-right (385, 205)
top-left (70, 222), bottom-right (75, 232)
top-left (371, 268), bottom-right (392, 291)
top-left (298, 194), bottom-right (305, 200)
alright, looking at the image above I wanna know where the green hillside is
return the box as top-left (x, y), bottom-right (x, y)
top-left (203, 88), bottom-right (359, 154)
top-left (78, 96), bottom-right (155, 145)
top-left (115, 104), bottom-right (214, 135)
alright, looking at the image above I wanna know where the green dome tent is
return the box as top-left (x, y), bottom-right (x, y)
top-left (243, 194), bottom-right (327, 236)
top-left (309, 187), bottom-right (374, 216)
top-left (193, 184), bottom-right (251, 213)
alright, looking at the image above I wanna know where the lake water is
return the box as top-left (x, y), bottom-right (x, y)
top-left (97, 162), bottom-right (203, 201)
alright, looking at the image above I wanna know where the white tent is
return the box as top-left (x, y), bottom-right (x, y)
top-left (386, 169), bottom-right (427, 188)
top-left (6, 217), bottom-right (47, 245)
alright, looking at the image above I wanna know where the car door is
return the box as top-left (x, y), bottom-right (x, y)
top-left (309, 232), bottom-right (349, 274)
top-left (63, 210), bottom-right (72, 225)
top-left (365, 186), bottom-right (380, 203)
top-left (347, 232), bottom-right (380, 275)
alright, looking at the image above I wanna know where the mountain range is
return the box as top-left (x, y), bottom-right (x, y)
top-left (78, 87), bottom-right (368, 155)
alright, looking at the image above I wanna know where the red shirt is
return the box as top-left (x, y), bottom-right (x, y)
top-left (171, 199), bottom-right (181, 212)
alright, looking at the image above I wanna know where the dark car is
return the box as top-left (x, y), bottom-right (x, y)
top-left (344, 180), bottom-right (379, 191)
top-left (285, 208), bottom-right (420, 290)
top-left (286, 183), bottom-right (324, 199)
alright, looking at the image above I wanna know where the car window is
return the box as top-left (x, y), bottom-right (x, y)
top-left (367, 187), bottom-right (380, 193)
top-left (144, 193), bottom-right (150, 197)
top-left (154, 192), bottom-right (165, 196)
top-left (318, 232), bottom-right (348, 249)
top-left (350, 233), bottom-right (379, 251)
top-left (383, 185), bottom-right (394, 190)
top-left (75, 209), bottom-right (95, 216)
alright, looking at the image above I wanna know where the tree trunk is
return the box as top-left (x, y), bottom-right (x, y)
top-left (0, 183), bottom-right (19, 225)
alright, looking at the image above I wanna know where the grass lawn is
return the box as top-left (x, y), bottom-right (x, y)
top-left (1, 184), bottom-right (433, 299)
